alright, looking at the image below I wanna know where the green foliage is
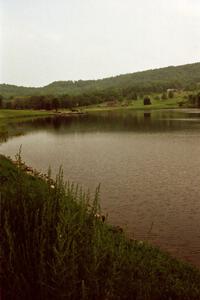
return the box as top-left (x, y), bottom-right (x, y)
top-left (188, 92), bottom-right (200, 107)
top-left (1, 155), bottom-right (200, 299)
top-left (168, 90), bottom-right (174, 98)
top-left (143, 96), bottom-right (151, 105)
top-left (1, 62), bottom-right (200, 103)
top-left (161, 92), bottom-right (167, 100)
top-left (0, 95), bottom-right (3, 108)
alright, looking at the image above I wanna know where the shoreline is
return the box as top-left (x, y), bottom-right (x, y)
top-left (1, 154), bottom-right (200, 268)
top-left (1, 153), bottom-right (200, 299)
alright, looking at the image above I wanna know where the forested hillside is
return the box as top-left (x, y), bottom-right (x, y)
top-left (1, 62), bottom-right (200, 99)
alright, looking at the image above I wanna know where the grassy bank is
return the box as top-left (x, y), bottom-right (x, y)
top-left (1, 155), bottom-right (200, 300)
top-left (0, 109), bottom-right (53, 141)
top-left (0, 109), bottom-right (52, 127)
top-left (84, 98), bottom-right (179, 112)
top-left (0, 109), bottom-right (53, 119)
top-left (0, 102), bottom-right (178, 141)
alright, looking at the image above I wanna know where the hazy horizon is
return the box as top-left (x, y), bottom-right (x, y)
top-left (1, 0), bottom-right (200, 87)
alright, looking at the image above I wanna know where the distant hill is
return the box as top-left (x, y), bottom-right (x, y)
top-left (1, 62), bottom-right (200, 98)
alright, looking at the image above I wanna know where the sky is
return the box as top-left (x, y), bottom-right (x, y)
top-left (0, 0), bottom-right (200, 87)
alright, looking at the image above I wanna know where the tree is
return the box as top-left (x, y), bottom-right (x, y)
top-left (168, 90), bottom-right (174, 98)
top-left (143, 96), bottom-right (151, 105)
top-left (188, 92), bottom-right (200, 107)
top-left (52, 97), bottom-right (59, 112)
top-left (161, 92), bottom-right (167, 100)
top-left (0, 95), bottom-right (3, 108)
top-left (196, 93), bottom-right (200, 108)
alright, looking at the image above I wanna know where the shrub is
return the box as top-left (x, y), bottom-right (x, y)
top-left (143, 96), bottom-right (151, 105)
top-left (168, 91), bottom-right (174, 98)
top-left (161, 92), bottom-right (167, 100)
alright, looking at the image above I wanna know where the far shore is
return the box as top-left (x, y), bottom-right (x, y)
top-left (0, 98), bottom-right (197, 138)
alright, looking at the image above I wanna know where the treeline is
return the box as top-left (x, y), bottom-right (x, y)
top-left (0, 89), bottom-right (139, 110)
top-left (0, 61), bottom-right (199, 110)
top-left (0, 93), bottom-right (110, 110)
top-left (0, 87), bottom-right (178, 110)
top-left (188, 92), bottom-right (200, 108)
top-left (1, 62), bottom-right (200, 98)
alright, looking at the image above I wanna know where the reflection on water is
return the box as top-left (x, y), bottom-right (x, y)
top-left (2, 109), bottom-right (200, 138)
top-left (1, 109), bottom-right (200, 267)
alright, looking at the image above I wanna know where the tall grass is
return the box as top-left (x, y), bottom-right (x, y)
top-left (1, 155), bottom-right (200, 300)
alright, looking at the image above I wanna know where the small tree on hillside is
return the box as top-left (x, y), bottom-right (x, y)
top-left (143, 96), bottom-right (151, 105)
top-left (197, 93), bottom-right (200, 108)
top-left (52, 97), bottom-right (59, 112)
top-left (0, 95), bottom-right (3, 109)
top-left (161, 92), bottom-right (167, 100)
top-left (168, 91), bottom-right (174, 98)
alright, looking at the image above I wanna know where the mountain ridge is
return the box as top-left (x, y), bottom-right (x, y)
top-left (1, 62), bottom-right (200, 98)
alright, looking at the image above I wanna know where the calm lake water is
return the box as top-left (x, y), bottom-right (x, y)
top-left (1, 109), bottom-right (200, 267)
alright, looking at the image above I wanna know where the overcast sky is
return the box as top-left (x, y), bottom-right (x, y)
top-left (0, 0), bottom-right (200, 87)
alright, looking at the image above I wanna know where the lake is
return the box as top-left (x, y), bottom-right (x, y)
top-left (1, 109), bottom-right (200, 267)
